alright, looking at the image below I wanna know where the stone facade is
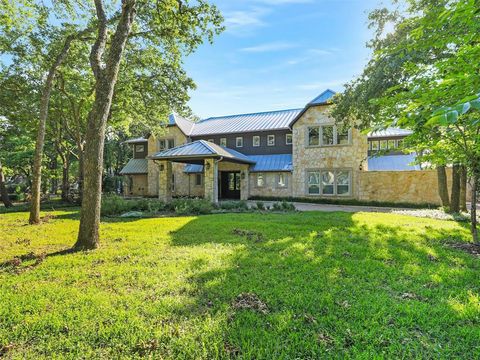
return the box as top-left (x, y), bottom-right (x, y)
top-left (123, 174), bottom-right (148, 197)
top-left (204, 158), bottom-right (218, 203)
top-left (249, 172), bottom-right (292, 198)
top-left (291, 106), bottom-right (368, 198)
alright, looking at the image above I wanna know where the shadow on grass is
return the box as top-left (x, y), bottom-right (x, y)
top-left (167, 212), bottom-right (477, 358)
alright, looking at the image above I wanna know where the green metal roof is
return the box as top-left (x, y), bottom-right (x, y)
top-left (119, 159), bottom-right (148, 175)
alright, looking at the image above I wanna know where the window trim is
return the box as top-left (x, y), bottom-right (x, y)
top-left (159, 138), bottom-right (175, 151)
top-left (306, 125), bottom-right (352, 147)
top-left (194, 173), bottom-right (202, 186)
top-left (305, 169), bottom-right (352, 197)
top-left (253, 135), bottom-right (260, 147)
top-left (267, 134), bottom-right (275, 146)
top-left (236, 137), bottom-right (243, 148)
top-left (220, 138), bottom-right (227, 147)
top-left (276, 173), bottom-right (288, 188)
top-left (256, 173), bottom-right (265, 188)
top-left (285, 133), bottom-right (293, 145)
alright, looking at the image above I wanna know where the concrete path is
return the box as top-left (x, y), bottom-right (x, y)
top-left (246, 201), bottom-right (408, 213)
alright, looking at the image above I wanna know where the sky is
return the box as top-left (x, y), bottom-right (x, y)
top-left (184, 0), bottom-right (381, 119)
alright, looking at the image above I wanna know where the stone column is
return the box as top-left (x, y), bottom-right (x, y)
top-left (158, 160), bottom-right (172, 202)
top-left (240, 168), bottom-right (249, 200)
top-left (204, 158), bottom-right (218, 203)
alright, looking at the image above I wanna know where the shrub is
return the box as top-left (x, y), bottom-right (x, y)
top-left (281, 201), bottom-right (296, 211)
top-left (172, 198), bottom-right (214, 215)
top-left (256, 201), bottom-right (265, 210)
top-left (101, 195), bottom-right (168, 216)
top-left (219, 200), bottom-right (249, 211)
top-left (272, 202), bottom-right (282, 211)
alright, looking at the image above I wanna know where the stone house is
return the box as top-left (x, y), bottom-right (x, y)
top-left (120, 90), bottom-right (446, 205)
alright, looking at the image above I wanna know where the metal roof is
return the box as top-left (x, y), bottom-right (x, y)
top-left (119, 159), bottom-right (148, 175)
top-left (190, 108), bottom-right (303, 136)
top-left (150, 140), bottom-right (255, 164)
top-left (309, 89), bottom-right (336, 105)
top-left (368, 128), bottom-right (413, 138)
top-left (248, 154), bottom-right (293, 172)
top-left (183, 154), bottom-right (292, 173)
top-left (368, 154), bottom-right (420, 171)
top-left (169, 113), bottom-right (195, 135)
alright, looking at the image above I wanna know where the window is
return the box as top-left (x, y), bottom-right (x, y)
top-left (277, 173), bottom-right (287, 188)
top-left (256, 173), bottom-right (265, 187)
top-left (229, 173), bottom-right (240, 190)
top-left (195, 174), bottom-right (202, 186)
top-left (207, 138), bottom-right (214, 143)
top-left (236, 137), bottom-right (243, 147)
top-left (380, 140), bottom-right (388, 150)
top-left (396, 139), bottom-right (404, 148)
top-left (253, 136), bottom-right (260, 147)
top-left (308, 125), bottom-right (350, 146)
top-left (307, 170), bottom-right (351, 196)
top-left (368, 141), bottom-right (372, 151)
top-left (371, 141), bottom-right (379, 151)
top-left (171, 173), bottom-right (175, 192)
top-left (322, 125), bottom-right (334, 145)
top-left (159, 139), bottom-right (175, 151)
top-left (135, 145), bottom-right (144, 153)
top-left (388, 139), bottom-right (396, 149)
top-left (337, 127), bottom-right (350, 145)
top-left (220, 138), bottom-right (227, 147)
top-left (336, 171), bottom-right (350, 195)
top-left (267, 135), bottom-right (275, 146)
top-left (308, 127), bottom-right (319, 146)
top-left (307, 171), bottom-right (320, 194)
top-left (321, 171), bottom-right (335, 195)
top-left (286, 133), bottom-right (293, 145)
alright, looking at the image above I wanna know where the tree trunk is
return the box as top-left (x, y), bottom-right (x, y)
top-left (0, 159), bottom-right (13, 208)
top-left (471, 175), bottom-right (478, 244)
top-left (450, 164), bottom-right (461, 213)
top-left (29, 35), bottom-right (75, 224)
top-left (61, 157), bottom-right (70, 202)
top-left (459, 166), bottom-right (467, 212)
top-left (437, 165), bottom-right (450, 209)
top-left (75, 0), bottom-right (136, 250)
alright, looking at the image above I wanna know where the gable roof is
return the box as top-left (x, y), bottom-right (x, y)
top-left (168, 113), bottom-right (195, 136)
top-left (288, 89), bottom-right (336, 128)
top-left (150, 140), bottom-right (255, 164)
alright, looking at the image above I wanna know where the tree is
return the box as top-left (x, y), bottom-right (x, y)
top-left (75, 0), bottom-right (223, 249)
top-left (332, 0), bottom-right (480, 241)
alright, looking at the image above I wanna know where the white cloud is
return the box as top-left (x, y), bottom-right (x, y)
top-left (255, 0), bottom-right (313, 4)
top-left (224, 7), bottom-right (270, 35)
top-left (296, 80), bottom-right (347, 91)
top-left (240, 41), bottom-right (297, 53)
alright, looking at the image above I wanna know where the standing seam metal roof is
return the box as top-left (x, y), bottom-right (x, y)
top-left (119, 159), bottom-right (148, 175)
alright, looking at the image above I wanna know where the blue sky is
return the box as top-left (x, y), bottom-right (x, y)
top-left (184, 0), bottom-right (380, 118)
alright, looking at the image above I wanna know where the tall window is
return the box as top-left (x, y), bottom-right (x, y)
top-left (307, 172), bottom-right (320, 194)
top-left (267, 135), bottom-right (275, 146)
top-left (308, 127), bottom-right (319, 146)
top-left (380, 140), bottom-right (388, 150)
top-left (307, 170), bottom-right (351, 196)
top-left (371, 141), bottom-right (379, 151)
top-left (253, 136), bottom-right (260, 147)
top-left (195, 174), bottom-right (202, 186)
top-left (388, 139), bottom-right (396, 149)
top-left (256, 173), bottom-right (265, 187)
top-left (220, 138), bottom-right (227, 147)
top-left (286, 133), bottom-right (293, 145)
top-left (322, 126), bottom-right (334, 145)
top-left (159, 139), bottom-right (175, 151)
top-left (171, 173), bottom-right (175, 192)
top-left (277, 173), bottom-right (287, 187)
top-left (236, 137), bottom-right (243, 147)
top-left (308, 125), bottom-right (351, 146)
top-left (396, 139), bottom-right (404, 148)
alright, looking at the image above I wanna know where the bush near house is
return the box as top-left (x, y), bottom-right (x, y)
top-left (0, 210), bottom-right (478, 358)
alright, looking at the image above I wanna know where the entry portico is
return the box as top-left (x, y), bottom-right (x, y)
top-left (149, 140), bottom-right (255, 203)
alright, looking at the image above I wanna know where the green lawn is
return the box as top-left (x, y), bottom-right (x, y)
top-left (0, 210), bottom-right (479, 359)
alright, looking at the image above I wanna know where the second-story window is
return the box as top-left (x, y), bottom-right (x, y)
top-left (159, 139), bottom-right (175, 151)
top-left (135, 145), bottom-right (144, 153)
top-left (322, 126), bottom-right (334, 145)
top-left (236, 137), bottom-right (243, 147)
top-left (267, 135), bottom-right (275, 146)
top-left (220, 138), bottom-right (227, 147)
top-left (253, 136), bottom-right (260, 147)
top-left (308, 127), bottom-right (320, 146)
top-left (286, 133), bottom-right (293, 145)
top-left (308, 125), bottom-right (351, 146)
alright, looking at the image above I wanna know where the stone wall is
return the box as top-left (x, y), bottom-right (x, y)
top-left (249, 172), bottom-right (293, 198)
top-left (218, 161), bottom-right (250, 200)
top-left (357, 169), bottom-right (452, 205)
top-left (291, 105), bottom-right (368, 198)
top-left (123, 175), bottom-right (148, 197)
top-left (147, 126), bottom-right (188, 196)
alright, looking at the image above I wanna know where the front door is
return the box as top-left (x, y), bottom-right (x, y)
top-left (220, 172), bottom-right (241, 199)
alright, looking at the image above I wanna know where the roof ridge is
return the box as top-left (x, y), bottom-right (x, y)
top-left (198, 139), bottom-right (216, 154)
top-left (199, 108), bottom-right (303, 122)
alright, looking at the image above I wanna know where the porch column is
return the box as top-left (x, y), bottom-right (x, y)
top-left (204, 158), bottom-right (218, 203)
top-left (240, 168), bottom-right (249, 200)
top-left (158, 160), bottom-right (172, 202)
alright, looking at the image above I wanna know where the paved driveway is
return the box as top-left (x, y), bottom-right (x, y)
top-left (246, 201), bottom-right (407, 213)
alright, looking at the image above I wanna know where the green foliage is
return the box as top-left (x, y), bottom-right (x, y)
top-left (255, 201), bottom-right (265, 210)
top-left (0, 210), bottom-right (478, 358)
top-left (171, 198), bottom-right (214, 215)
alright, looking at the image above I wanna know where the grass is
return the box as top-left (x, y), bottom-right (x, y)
top-left (0, 209), bottom-right (479, 359)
